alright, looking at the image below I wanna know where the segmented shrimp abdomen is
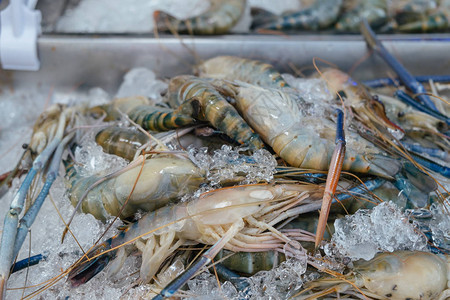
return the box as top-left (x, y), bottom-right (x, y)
top-left (95, 127), bottom-right (148, 161)
top-left (153, 0), bottom-right (246, 35)
top-left (198, 56), bottom-right (289, 89)
top-left (127, 105), bottom-right (195, 131)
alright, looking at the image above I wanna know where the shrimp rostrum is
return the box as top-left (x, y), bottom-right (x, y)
top-left (68, 183), bottom-right (322, 293)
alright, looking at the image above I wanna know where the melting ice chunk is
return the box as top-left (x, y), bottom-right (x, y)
top-left (187, 145), bottom-right (277, 187)
top-left (332, 202), bottom-right (428, 260)
top-left (430, 201), bottom-right (450, 252)
top-left (115, 68), bottom-right (168, 102)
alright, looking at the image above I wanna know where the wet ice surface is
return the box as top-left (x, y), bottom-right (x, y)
top-left (331, 202), bottom-right (428, 261)
top-left (283, 74), bottom-right (334, 120)
top-left (55, 0), bottom-right (251, 33)
top-left (242, 257), bottom-right (307, 299)
top-left (187, 256), bottom-right (308, 299)
top-left (74, 132), bottom-right (128, 177)
top-left (188, 144), bottom-right (277, 186)
top-left (115, 68), bottom-right (168, 102)
top-left (0, 86), bottom-right (51, 175)
top-left (429, 201), bottom-right (450, 251)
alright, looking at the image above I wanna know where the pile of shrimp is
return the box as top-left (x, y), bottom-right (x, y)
top-left (152, 0), bottom-right (450, 35)
top-left (0, 55), bottom-right (449, 300)
top-left (55, 0), bottom-right (450, 35)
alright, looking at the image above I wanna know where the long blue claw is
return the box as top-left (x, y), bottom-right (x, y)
top-left (394, 90), bottom-right (450, 125)
top-left (154, 256), bottom-right (211, 300)
top-left (410, 154), bottom-right (450, 178)
top-left (360, 19), bottom-right (439, 112)
top-left (0, 110), bottom-right (69, 299)
top-left (334, 178), bottom-right (385, 203)
top-left (401, 142), bottom-right (449, 162)
top-left (335, 109), bottom-right (345, 144)
top-left (154, 223), bottom-right (241, 299)
top-left (363, 75), bottom-right (450, 88)
top-left (0, 137), bottom-right (62, 299)
top-left (11, 253), bottom-right (47, 274)
top-left (13, 133), bottom-right (74, 259)
top-left (214, 263), bottom-right (249, 292)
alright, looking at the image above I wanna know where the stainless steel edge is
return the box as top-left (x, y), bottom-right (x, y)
top-left (2, 34), bottom-right (449, 93)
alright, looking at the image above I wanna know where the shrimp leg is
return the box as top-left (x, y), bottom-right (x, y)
top-left (315, 109), bottom-right (346, 249)
top-left (360, 19), bottom-right (439, 112)
top-left (0, 109), bottom-right (68, 299)
top-left (152, 222), bottom-right (243, 300)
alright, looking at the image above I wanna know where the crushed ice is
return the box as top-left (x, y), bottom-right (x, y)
top-left (115, 68), bottom-right (168, 102)
top-left (429, 201), bottom-right (450, 252)
top-left (331, 202), bottom-right (428, 261)
top-left (186, 256), bottom-right (307, 299)
top-left (187, 144), bottom-right (277, 188)
top-left (74, 131), bottom-right (128, 177)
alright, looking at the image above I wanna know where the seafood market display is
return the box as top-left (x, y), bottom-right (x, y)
top-left (0, 24), bottom-right (449, 300)
top-left (51, 0), bottom-right (450, 34)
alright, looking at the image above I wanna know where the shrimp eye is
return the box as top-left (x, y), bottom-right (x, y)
top-left (336, 90), bottom-right (347, 100)
top-left (190, 99), bottom-right (202, 119)
top-left (397, 111), bottom-right (405, 118)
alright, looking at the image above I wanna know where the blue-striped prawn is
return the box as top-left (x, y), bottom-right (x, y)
top-left (91, 96), bottom-right (196, 132)
top-left (252, 0), bottom-right (343, 32)
top-left (167, 75), bottom-right (264, 149)
top-left (92, 82), bottom-right (264, 150)
top-left (68, 183), bottom-right (321, 291)
top-left (334, 0), bottom-right (388, 33)
top-left (391, 0), bottom-right (449, 33)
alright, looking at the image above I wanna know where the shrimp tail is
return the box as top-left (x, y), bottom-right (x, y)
top-left (153, 10), bottom-right (186, 33)
top-left (68, 239), bottom-right (116, 287)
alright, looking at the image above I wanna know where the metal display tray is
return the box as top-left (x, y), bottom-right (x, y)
top-left (1, 34), bottom-right (449, 93)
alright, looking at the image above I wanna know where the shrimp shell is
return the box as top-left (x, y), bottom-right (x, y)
top-left (233, 82), bottom-right (396, 176)
top-left (154, 0), bottom-right (246, 35)
top-left (65, 156), bottom-right (205, 221)
top-left (197, 56), bottom-right (289, 89)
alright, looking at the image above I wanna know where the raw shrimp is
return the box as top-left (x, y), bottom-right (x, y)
top-left (64, 155), bottom-right (205, 221)
top-left (197, 56), bottom-right (290, 89)
top-left (167, 75), bottom-right (264, 149)
top-left (230, 82), bottom-right (397, 177)
top-left (253, 0), bottom-right (342, 31)
top-left (68, 183), bottom-right (321, 288)
top-left (153, 0), bottom-right (246, 35)
top-left (301, 251), bottom-right (449, 300)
